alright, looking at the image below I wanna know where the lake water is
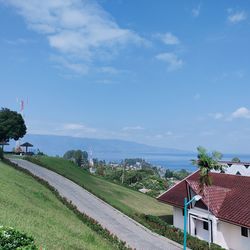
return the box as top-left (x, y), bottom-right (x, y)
top-left (146, 153), bottom-right (250, 172)
top-left (101, 153), bottom-right (197, 171)
top-left (142, 153), bottom-right (197, 171)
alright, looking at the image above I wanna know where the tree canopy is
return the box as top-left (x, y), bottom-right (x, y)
top-left (0, 108), bottom-right (26, 142)
top-left (63, 149), bottom-right (88, 167)
top-left (231, 157), bottom-right (241, 163)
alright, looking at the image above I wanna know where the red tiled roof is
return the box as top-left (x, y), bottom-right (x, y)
top-left (158, 171), bottom-right (250, 228)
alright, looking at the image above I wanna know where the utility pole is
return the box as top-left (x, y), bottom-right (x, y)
top-left (121, 165), bottom-right (125, 184)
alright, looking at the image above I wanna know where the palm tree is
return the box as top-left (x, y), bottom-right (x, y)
top-left (192, 146), bottom-right (224, 194)
top-left (192, 146), bottom-right (224, 248)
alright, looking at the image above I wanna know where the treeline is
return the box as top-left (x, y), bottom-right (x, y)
top-left (164, 168), bottom-right (190, 180)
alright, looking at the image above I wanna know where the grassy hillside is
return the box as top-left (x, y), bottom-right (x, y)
top-left (25, 156), bottom-right (172, 218)
top-left (0, 161), bottom-right (115, 250)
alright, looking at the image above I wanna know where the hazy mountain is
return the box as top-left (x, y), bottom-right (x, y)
top-left (8, 134), bottom-right (191, 161)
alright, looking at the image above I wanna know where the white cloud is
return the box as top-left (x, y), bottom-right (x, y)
top-left (156, 32), bottom-right (180, 45)
top-left (228, 10), bottom-right (247, 24)
top-left (192, 4), bottom-right (201, 17)
top-left (122, 126), bottom-right (144, 131)
top-left (231, 107), bottom-right (250, 119)
top-left (4, 0), bottom-right (144, 73)
top-left (156, 52), bottom-right (183, 71)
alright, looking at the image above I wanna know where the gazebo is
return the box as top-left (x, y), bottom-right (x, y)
top-left (0, 140), bottom-right (9, 151)
top-left (20, 142), bottom-right (33, 154)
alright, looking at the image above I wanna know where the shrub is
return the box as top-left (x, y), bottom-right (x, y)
top-left (0, 226), bottom-right (38, 250)
top-left (141, 215), bottom-right (224, 250)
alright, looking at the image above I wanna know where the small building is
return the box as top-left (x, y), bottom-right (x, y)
top-left (157, 171), bottom-right (250, 250)
top-left (89, 167), bottom-right (96, 174)
top-left (0, 140), bottom-right (9, 151)
top-left (139, 188), bottom-right (151, 194)
top-left (20, 142), bottom-right (33, 154)
top-left (214, 160), bottom-right (250, 176)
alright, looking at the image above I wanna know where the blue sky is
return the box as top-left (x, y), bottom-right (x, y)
top-left (0, 0), bottom-right (250, 153)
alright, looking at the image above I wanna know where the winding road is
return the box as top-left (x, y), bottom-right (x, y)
top-left (10, 158), bottom-right (183, 250)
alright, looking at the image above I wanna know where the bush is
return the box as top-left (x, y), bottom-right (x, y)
top-left (0, 226), bottom-right (38, 250)
top-left (0, 148), bottom-right (3, 159)
top-left (141, 215), bottom-right (224, 250)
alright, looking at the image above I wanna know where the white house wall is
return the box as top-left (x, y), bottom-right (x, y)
top-left (173, 206), bottom-right (184, 230)
top-left (216, 220), bottom-right (250, 250)
top-left (173, 205), bottom-right (250, 250)
top-left (194, 219), bottom-right (210, 242)
top-left (212, 163), bottom-right (250, 176)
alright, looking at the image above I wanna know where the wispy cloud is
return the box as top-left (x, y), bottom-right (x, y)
top-left (98, 66), bottom-right (121, 75)
top-left (51, 55), bottom-right (89, 75)
top-left (122, 126), bottom-right (144, 131)
top-left (95, 79), bottom-right (115, 85)
top-left (4, 38), bottom-right (34, 45)
top-left (165, 131), bottom-right (173, 136)
top-left (212, 70), bottom-right (245, 83)
top-left (194, 93), bottom-right (201, 100)
top-left (62, 123), bottom-right (97, 133)
top-left (148, 131), bottom-right (181, 141)
top-left (200, 130), bottom-right (215, 136)
top-left (209, 113), bottom-right (224, 120)
top-left (192, 4), bottom-right (201, 17)
top-left (155, 32), bottom-right (180, 45)
top-left (228, 10), bottom-right (247, 24)
top-left (4, 0), bottom-right (145, 73)
top-left (156, 52), bottom-right (183, 71)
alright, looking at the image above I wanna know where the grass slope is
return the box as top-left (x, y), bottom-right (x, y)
top-left (0, 161), bottom-right (115, 250)
top-left (26, 156), bottom-right (172, 218)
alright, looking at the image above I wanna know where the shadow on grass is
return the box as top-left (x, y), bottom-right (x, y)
top-left (158, 215), bottom-right (173, 225)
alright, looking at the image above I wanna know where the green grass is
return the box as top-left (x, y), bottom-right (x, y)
top-left (0, 161), bottom-right (115, 250)
top-left (25, 156), bottom-right (172, 218)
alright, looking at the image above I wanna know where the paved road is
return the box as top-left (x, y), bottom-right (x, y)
top-left (10, 158), bottom-right (182, 250)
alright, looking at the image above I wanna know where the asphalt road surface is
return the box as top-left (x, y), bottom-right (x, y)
top-left (10, 158), bottom-right (183, 250)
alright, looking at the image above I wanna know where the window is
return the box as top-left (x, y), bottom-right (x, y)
top-left (236, 171), bottom-right (241, 175)
top-left (182, 209), bottom-right (184, 216)
top-left (241, 227), bottom-right (248, 237)
top-left (203, 221), bottom-right (209, 230)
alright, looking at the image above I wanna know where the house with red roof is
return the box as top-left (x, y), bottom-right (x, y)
top-left (215, 160), bottom-right (250, 176)
top-left (158, 170), bottom-right (250, 249)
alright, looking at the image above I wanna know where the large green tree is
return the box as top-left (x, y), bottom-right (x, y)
top-left (63, 149), bottom-right (88, 167)
top-left (192, 146), bottom-right (224, 194)
top-left (231, 157), bottom-right (241, 163)
top-left (0, 108), bottom-right (26, 142)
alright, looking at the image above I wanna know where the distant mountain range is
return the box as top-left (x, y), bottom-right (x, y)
top-left (7, 134), bottom-right (192, 161)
